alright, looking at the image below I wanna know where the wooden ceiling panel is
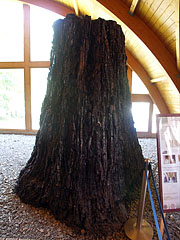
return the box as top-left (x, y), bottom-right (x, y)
top-left (149, 0), bottom-right (175, 29)
top-left (166, 31), bottom-right (176, 43)
top-left (142, 0), bottom-right (163, 23)
top-left (156, 81), bottom-right (180, 113)
top-left (167, 36), bottom-right (176, 47)
top-left (136, 0), bottom-right (155, 19)
top-left (125, 32), bottom-right (164, 78)
top-left (135, 0), bottom-right (176, 61)
top-left (156, 12), bottom-right (175, 34)
top-left (175, 0), bottom-right (180, 71)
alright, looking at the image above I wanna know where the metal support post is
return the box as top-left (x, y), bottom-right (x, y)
top-left (124, 159), bottom-right (153, 240)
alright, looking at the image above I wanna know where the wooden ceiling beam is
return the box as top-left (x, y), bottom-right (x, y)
top-left (150, 76), bottom-right (167, 83)
top-left (73, 0), bottom-right (79, 16)
top-left (97, 0), bottom-right (180, 93)
top-left (126, 49), bottom-right (170, 114)
top-left (175, 0), bottom-right (180, 71)
top-left (129, 0), bottom-right (139, 15)
top-left (18, 0), bottom-right (75, 16)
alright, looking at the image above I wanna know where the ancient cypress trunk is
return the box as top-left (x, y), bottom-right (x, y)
top-left (15, 14), bottom-right (144, 236)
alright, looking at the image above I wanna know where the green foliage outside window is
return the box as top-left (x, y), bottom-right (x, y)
top-left (0, 70), bottom-right (25, 129)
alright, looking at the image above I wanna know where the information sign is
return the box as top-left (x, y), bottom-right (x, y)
top-left (157, 114), bottom-right (180, 212)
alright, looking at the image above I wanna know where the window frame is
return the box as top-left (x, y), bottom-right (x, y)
top-left (0, 4), bottom-right (49, 134)
top-left (0, 3), bottom-right (157, 137)
top-left (128, 67), bottom-right (156, 138)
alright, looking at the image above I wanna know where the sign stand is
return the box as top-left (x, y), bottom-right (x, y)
top-left (124, 159), bottom-right (153, 240)
top-left (160, 213), bottom-right (166, 237)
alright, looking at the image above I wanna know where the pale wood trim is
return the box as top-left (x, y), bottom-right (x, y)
top-left (24, 4), bottom-right (30, 65)
top-left (24, 4), bottom-right (32, 130)
top-left (0, 61), bottom-right (50, 68)
top-left (29, 61), bottom-right (50, 68)
top-left (137, 132), bottom-right (156, 138)
top-left (150, 76), bottom-right (167, 83)
top-left (129, 0), bottom-right (139, 15)
top-left (148, 101), bottom-right (153, 133)
top-left (73, 0), bottom-right (79, 16)
top-left (0, 62), bottom-right (25, 68)
top-left (127, 66), bottom-right (132, 92)
top-left (24, 66), bottom-right (32, 130)
top-left (0, 129), bottom-right (37, 135)
top-left (175, 0), bottom-right (180, 71)
top-left (97, 0), bottom-right (180, 93)
top-left (131, 94), bottom-right (152, 102)
top-left (126, 49), bottom-right (170, 114)
top-left (160, 213), bottom-right (166, 238)
top-left (18, 0), bottom-right (74, 16)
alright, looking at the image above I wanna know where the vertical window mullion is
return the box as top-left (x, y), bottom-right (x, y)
top-left (148, 99), bottom-right (153, 134)
top-left (23, 4), bottom-right (32, 131)
top-left (127, 66), bottom-right (132, 93)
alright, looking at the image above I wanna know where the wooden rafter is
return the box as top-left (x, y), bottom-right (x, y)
top-left (150, 76), bottom-right (166, 83)
top-left (73, 0), bottom-right (79, 16)
top-left (175, 0), bottom-right (180, 71)
top-left (97, 0), bottom-right (180, 93)
top-left (126, 49), bottom-right (170, 114)
top-left (129, 0), bottom-right (140, 15)
top-left (127, 67), bottom-right (132, 92)
top-left (18, 0), bottom-right (75, 16)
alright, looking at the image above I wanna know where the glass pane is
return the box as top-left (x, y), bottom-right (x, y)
top-left (152, 104), bottom-right (160, 133)
top-left (0, 0), bottom-right (24, 62)
top-left (132, 71), bottom-right (149, 94)
top-left (132, 102), bottom-right (150, 132)
top-left (31, 68), bottom-right (49, 130)
top-left (0, 69), bottom-right (25, 129)
top-left (30, 5), bottom-right (63, 61)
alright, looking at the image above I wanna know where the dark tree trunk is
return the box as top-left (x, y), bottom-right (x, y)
top-left (15, 14), bottom-right (144, 236)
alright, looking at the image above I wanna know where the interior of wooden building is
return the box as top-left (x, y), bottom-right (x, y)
top-left (0, 0), bottom-right (179, 137)
top-left (0, 1), bottom-right (180, 239)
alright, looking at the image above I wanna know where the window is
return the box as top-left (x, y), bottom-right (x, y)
top-left (0, 0), bottom-right (63, 132)
top-left (30, 6), bottom-right (63, 61)
top-left (130, 69), bottom-right (159, 135)
top-left (0, 0), bottom-right (24, 62)
top-left (131, 71), bottom-right (149, 94)
top-left (152, 104), bottom-right (160, 133)
top-left (132, 102), bottom-right (150, 132)
top-left (31, 68), bottom-right (49, 130)
top-left (0, 69), bottom-right (25, 129)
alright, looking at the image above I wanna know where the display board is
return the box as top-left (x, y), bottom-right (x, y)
top-left (157, 114), bottom-right (180, 212)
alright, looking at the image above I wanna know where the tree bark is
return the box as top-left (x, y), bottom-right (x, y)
top-left (15, 14), bottom-right (144, 236)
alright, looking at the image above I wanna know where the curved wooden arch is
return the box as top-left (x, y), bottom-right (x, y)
top-left (126, 50), bottom-right (169, 114)
top-left (97, 0), bottom-right (180, 93)
top-left (18, 0), bottom-right (170, 113)
top-left (18, 0), bottom-right (75, 16)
